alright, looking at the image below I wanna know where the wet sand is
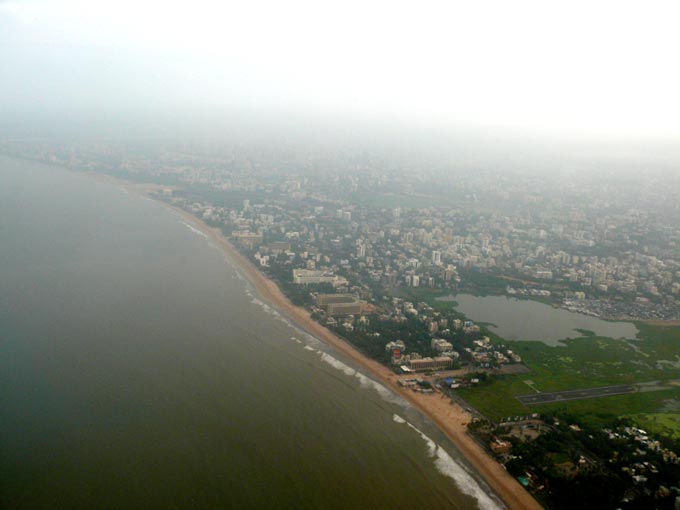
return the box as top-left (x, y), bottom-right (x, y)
top-left (165, 204), bottom-right (543, 510)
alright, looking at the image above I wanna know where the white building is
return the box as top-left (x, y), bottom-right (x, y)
top-left (292, 269), bottom-right (347, 286)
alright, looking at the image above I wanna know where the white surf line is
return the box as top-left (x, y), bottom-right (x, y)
top-left (391, 414), bottom-right (505, 510)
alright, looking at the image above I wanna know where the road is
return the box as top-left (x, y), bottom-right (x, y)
top-left (517, 384), bottom-right (636, 405)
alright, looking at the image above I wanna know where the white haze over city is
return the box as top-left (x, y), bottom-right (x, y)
top-left (1, 0), bottom-right (679, 137)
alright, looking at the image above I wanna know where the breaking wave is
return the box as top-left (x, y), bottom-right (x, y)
top-left (392, 414), bottom-right (407, 424)
top-left (354, 371), bottom-right (403, 404)
top-left (391, 420), bottom-right (503, 510)
top-left (232, 267), bottom-right (246, 282)
top-left (301, 332), bottom-right (321, 347)
top-left (319, 352), bottom-right (357, 377)
top-left (249, 296), bottom-right (281, 318)
top-left (181, 221), bottom-right (208, 239)
top-left (433, 447), bottom-right (504, 510)
top-left (315, 351), bottom-right (406, 406)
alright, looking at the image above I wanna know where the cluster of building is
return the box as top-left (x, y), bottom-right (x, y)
top-left (6, 138), bottom-right (680, 323)
top-left (8, 125), bottom-right (680, 510)
top-left (609, 426), bottom-right (680, 467)
top-left (464, 336), bottom-right (522, 367)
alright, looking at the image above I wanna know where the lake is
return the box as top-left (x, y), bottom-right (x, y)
top-left (441, 294), bottom-right (638, 346)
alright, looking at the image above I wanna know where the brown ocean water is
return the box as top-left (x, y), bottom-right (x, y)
top-left (0, 156), bottom-right (500, 510)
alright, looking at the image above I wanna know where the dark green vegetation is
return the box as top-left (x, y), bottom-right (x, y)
top-left (2, 158), bottom-right (492, 510)
top-left (400, 291), bottom-right (680, 508)
top-left (177, 182), bottom-right (680, 510)
top-left (457, 270), bottom-right (512, 296)
top-left (495, 415), bottom-right (680, 510)
top-left (388, 286), bottom-right (455, 312)
top-left (459, 323), bottom-right (680, 430)
top-left (333, 315), bottom-right (453, 364)
top-left (574, 328), bottom-right (596, 337)
top-left (628, 414), bottom-right (680, 440)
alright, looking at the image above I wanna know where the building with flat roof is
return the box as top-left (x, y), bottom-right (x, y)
top-left (407, 356), bottom-right (454, 371)
top-left (231, 231), bottom-right (263, 247)
top-left (327, 301), bottom-right (364, 317)
top-left (315, 294), bottom-right (356, 305)
top-left (315, 293), bottom-right (365, 316)
top-left (292, 269), bottom-right (347, 286)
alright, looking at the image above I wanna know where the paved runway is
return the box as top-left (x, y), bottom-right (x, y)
top-left (517, 384), bottom-right (636, 405)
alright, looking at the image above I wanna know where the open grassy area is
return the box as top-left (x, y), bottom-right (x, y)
top-left (458, 323), bottom-right (680, 426)
top-left (628, 413), bottom-right (680, 439)
top-left (385, 287), bottom-right (680, 431)
top-left (387, 287), bottom-right (455, 313)
top-left (635, 322), bottom-right (680, 360)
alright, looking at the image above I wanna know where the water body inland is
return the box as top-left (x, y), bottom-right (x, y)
top-left (440, 294), bottom-right (638, 346)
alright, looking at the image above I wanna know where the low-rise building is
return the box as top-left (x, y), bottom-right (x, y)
top-left (408, 356), bottom-right (455, 371)
top-left (315, 293), bottom-right (365, 316)
top-left (293, 269), bottom-right (347, 286)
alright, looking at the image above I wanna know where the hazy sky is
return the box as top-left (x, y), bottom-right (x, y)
top-left (1, 0), bottom-right (679, 136)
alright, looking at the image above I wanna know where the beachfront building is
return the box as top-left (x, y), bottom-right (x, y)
top-left (407, 356), bottom-right (455, 371)
top-left (385, 340), bottom-right (406, 364)
top-left (315, 293), bottom-right (365, 316)
top-left (292, 269), bottom-right (347, 286)
top-left (431, 338), bottom-right (453, 352)
top-left (231, 231), bottom-right (263, 248)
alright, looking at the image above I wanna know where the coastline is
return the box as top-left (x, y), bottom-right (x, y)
top-left (14, 156), bottom-right (541, 510)
top-left (160, 200), bottom-right (542, 510)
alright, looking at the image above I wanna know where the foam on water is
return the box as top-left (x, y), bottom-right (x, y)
top-left (250, 296), bottom-right (277, 315)
top-left (354, 371), bottom-right (404, 404)
top-left (392, 419), bottom-right (503, 510)
top-left (433, 446), bottom-right (504, 510)
top-left (169, 208), bottom-right (500, 509)
top-left (392, 414), bottom-right (407, 424)
top-left (319, 352), bottom-right (357, 377)
top-left (406, 421), bottom-right (438, 457)
top-left (232, 267), bottom-right (246, 282)
top-left (301, 332), bottom-right (321, 347)
top-left (170, 210), bottom-right (500, 508)
top-left (315, 351), bottom-right (407, 406)
top-left (215, 251), bottom-right (325, 351)
top-left (181, 221), bottom-right (208, 239)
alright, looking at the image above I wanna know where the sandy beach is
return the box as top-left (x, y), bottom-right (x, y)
top-left (62, 162), bottom-right (540, 509)
top-left (160, 201), bottom-right (542, 510)
top-left (61, 167), bottom-right (542, 509)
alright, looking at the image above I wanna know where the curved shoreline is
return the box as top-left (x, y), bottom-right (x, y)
top-left (51, 160), bottom-right (540, 510)
top-left (165, 203), bottom-right (542, 510)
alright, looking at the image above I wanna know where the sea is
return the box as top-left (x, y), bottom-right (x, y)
top-left (0, 156), bottom-right (501, 510)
